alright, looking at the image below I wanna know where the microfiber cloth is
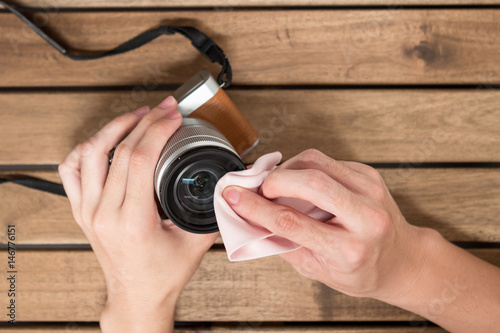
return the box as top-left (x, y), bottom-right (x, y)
top-left (214, 152), bottom-right (333, 262)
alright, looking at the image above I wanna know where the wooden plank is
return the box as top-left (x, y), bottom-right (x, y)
top-left (2, 89), bottom-right (500, 165)
top-left (1, 168), bottom-right (499, 245)
top-left (0, 170), bottom-right (225, 245)
top-left (0, 325), bottom-right (447, 332)
top-left (1, 10), bottom-right (500, 86)
top-left (0, 249), bottom-right (497, 321)
top-left (5, 0), bottom-right (500, 7)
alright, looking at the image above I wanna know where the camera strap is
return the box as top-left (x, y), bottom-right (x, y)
top-left (0, 175), bottom-right (66, 196)
top-left (0, 0), bottom-right (232, 87)
top-left (0, 1), bottom-right (235, 196)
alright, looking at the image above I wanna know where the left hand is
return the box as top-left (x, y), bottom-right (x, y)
top-left (59, 96), bottom-right (218, 333)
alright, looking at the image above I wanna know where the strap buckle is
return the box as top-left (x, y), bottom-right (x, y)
top-left (192, 36), bottom-right (217, 62)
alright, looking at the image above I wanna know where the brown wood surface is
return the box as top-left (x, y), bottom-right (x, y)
top-left (1, 10), bottom-right (500, 86)
top-left (1, 1), bottom-right (498, 329)
top-left (7, 0), bottom-right (500, 7)
top-left (1, 168), bottom-right (499, 245)
top-left (0, 249), bottom-right (497, 322)
top-left (2, 89), bottom-right (500, 165)
top-left (0, 325), bottom-right (447, 332)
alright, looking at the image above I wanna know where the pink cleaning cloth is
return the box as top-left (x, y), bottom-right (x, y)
top-left (214, 152), bottom-right (333, 262)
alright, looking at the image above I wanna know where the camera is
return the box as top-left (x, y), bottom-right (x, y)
top-left (152, 70), bottom-right (259, 234)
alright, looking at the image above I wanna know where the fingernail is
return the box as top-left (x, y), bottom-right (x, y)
top-left (133, 106), bottom-right (149, 116)
top-left (158, 96), bottom-right (176, 109)
top-left (223, 186), bottom-right (240, 205)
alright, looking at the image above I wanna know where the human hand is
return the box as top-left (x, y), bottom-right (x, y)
top-left (222, 149), bottom-right (434, 303)
top-left (59, 97), bottom-right (218, 333)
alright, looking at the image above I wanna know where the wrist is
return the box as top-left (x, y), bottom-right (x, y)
top-left (100, 292), bottom-right (179, 333)
top-left (378, 225), bottom-right (444, 305)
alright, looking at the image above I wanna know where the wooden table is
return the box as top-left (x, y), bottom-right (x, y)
top-left (1, 0), bottom-right (499, 331)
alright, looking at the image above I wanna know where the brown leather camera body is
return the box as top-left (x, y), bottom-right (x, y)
top-left (174, 70), bottom-right (259, 157)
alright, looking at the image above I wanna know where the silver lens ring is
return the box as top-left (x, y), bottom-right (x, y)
top-left (153, 118), bottom-right (245, 233)
top-left (154, 118), bottom-right (238, 197)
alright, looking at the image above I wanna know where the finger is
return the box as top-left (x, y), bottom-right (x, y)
top-left (278, 149), bottom-right (373, 197)
top-left (103, 96), bottom-right (179, 207)
top-left (342, 161), bottom-right (385, 182)
top-left (223, 186), bottom-right (340, 257)
top-left (279, 246), bottom-right (324, 276)
top-left (58, 148), bottom-right (84, 216)
top-left (260, 168), bottom-right (361, 221)
top-left (79, 106), bottom-right (150, 210)
top-left (123, 112), bottom-right (182, 212)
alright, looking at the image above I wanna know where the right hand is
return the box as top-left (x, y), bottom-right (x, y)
top-left (222, 149), bottom-right (436, 303)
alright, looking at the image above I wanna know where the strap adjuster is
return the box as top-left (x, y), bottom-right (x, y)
top-left (158, 25), bottom-right (175, 35)
top-left (192, 37), bottom-right (216, 62)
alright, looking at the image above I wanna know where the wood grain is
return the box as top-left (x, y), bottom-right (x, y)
top-left (0, 325), bottom-right (446, 332)
top-left (7, 0), bottom-right (500, 8)
top-left (0, 1), bottom-right (497, 330)
top-left (1, 10), bottom-right (500, 86)
top-left (1, 168), bottom-right (499, 245)
top-left (2, 89), bottom-right (500, 165)
top-left (0, 249), bottom-right (497, 321)
top-left (0, 170), bottom-right (225, 245)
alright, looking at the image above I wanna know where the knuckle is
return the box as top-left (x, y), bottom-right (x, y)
top-left (79, 140), bottom-right (95, 158)
top-left (274, 209), bottom-right (301, 235)
top-left (231, 189), bottom-right (263, 220)
top-left (368, 207), bottom-right (392, 238)
top-left (368, 182), bottom-right (386, 200)
top-left (112, 143), bottom-right (133, 164)
top-left (129, 148), bottom-right (151, 169)
top-left (344, 242), bottom-right (368, 270)
top-left (299, 149), bottom-right (347, 177)
top-left (301, 255), bottom-right (319, 276)
top-left (57, 162), bottom-right (68, 174)
top-left (142, 111), bottom-right (158, 124)
top-left (336, 160), bottom-right (357, 177)
top-left (365, 165), bottom-right (384, 182)
top-left (57, 162), bottom-right (74, 181)
top-left (300, 148), bottom-right (325, 162)
top-left (89, 212), bottom-right (108, 237)
top-left (349, 161), bottom-right (380, 178)
top-left (304, 170), bottom-right (330, 194)
top-left (261, 170), bottom-right (281, 197)
top-left (148, 118), bottom-right (171, 134)
top-left (296, 149), bottom-right (326, 169)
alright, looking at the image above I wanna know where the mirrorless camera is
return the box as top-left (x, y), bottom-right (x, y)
top-left (152, 70), bottom-right (259, 234)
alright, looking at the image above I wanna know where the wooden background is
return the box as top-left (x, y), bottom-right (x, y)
top-left (1, 0), bottom-right (500, 331)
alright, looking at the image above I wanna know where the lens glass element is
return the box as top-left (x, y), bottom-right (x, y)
top-left (176, 163), bottom-right (226, 214)
top-left (158, 146), bottom-right (246, 234)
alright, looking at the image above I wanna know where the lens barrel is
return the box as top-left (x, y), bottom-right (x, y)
top-left (154, 118), bottom-right (245, 233)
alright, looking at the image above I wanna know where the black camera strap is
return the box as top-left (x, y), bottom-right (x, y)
top-left (0, 0), bottom-right (232, 87)
top-left (0, 1), bottom-right (235, 197)
top-left (0, 175), bottom-right (66, 197)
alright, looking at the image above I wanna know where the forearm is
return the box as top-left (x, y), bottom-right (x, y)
top-left (100, 294), bottom-right (178, 333)
top-left (386, 228), bottom-right (500, 332)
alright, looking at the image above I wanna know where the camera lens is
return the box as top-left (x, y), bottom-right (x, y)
top-left (154, 118), bottom-right (246, 234)
top-left (176, 163), bottom-right (225, 214)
